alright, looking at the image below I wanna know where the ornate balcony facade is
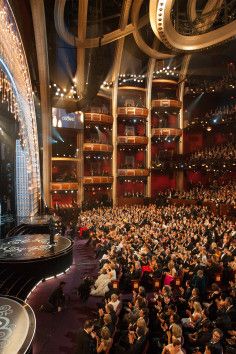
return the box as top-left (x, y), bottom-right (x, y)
top-left (50, 182), bottom-right (79, 191)
top-left (117, 136), bottom-right (148, 145)
top-left (117, 106), bottom-right (148, 118)
top-left (83, 176), bottom-right (113, 184)
top-left (117, 169), bottom-right (149, 177)
top-left (152, 99), bottom-right (182, 109)
top-left (152, 128), bottom-right (182, 137)
top-left (84, 113), bottom-right (113, 125)
top-left (83, 143), bottom-right (113, 152)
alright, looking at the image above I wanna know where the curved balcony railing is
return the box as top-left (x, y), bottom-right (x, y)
top-left (152, 128), bottom-right (182, 137)
top-left (117, 168), bottom-right (149, 177)
top-left (50, 182), bottom-right (79, 191)
top-left (84, 113), bottom-right (113, 125)
top-left (152, 79), bottom-right (178, 85)
top-left (117, 136), bottom-right (148, 145)
top-left (83, 176), bottom-right (113, 184)
top-left (117, 106), bottom-right (148, 118)
top-left (83, 143), bottom-right (113, 152)
top-left (152, 99), bottom-right (182, 109)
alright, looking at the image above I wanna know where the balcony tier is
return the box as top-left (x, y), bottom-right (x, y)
top-left (83, 143), bottom-right (113, 152)
top-left (152, 99), bottom-right (182, 109)
top-left (117, 107), bottom-right (148, 118)
top-left (118, 169), bottom-right (149, 177)
top-left (83, 176), bottom-right (113, 184)
top-left (84, 113), bottom-right (113, 124)
top-left (152, 79), bottom-right (178, 85)
top-left (152, 128), bottom-right (182, 137)
top-left (51, 157), bottom-right (79, 161)
top-left (51, 182), bottom-right (79, 190)
top-left (117, 136), bottom-right (148, 145)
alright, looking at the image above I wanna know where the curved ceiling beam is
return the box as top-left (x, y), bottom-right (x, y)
top-left (54, 0), bottom-right (149, 48)
top-left (150, 0), bottom-right (236, 52)
top-left (187, 0), bottom-right (224, 33)
top-left (75, 0), bottom-right (88, 98)
top-left (131, 0), bottom-right (173, 59)
top-left (110, 0), bottom-right (133, 82)
top-left (54, 0), bottom-right (76, 46)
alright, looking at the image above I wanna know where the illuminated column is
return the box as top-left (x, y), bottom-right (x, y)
top-left (146, 42), bottom-right (157, 197)
top-left (112, 79), bottom-right (118, 206)
top-left (30, 0), bottom-right (51, 207)
top-left (77, 131), bottom-right (84, 206)
top-left (177, 55), bottom-right (191, 191)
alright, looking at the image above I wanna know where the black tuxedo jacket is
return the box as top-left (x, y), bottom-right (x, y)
top-left (75, 329), bottom-right (95, 354)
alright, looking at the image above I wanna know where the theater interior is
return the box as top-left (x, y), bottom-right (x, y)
top-left (0, 0), bottom-right (235, 353)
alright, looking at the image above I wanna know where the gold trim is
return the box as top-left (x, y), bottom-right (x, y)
top-left (50, 182), bottom-right (79, 190)
top-left (152, 79), bottom-right (178, 85)
top-left (152, 128), bottom-right (182, 137)
top-left (117, 136), bottom-right (148, 144)
top-left (51, 157), bottom-right (80, 162)
top-left (118, 169), bottom-right (149, 177)
top-left (83, 143), bottom-right (113, 152)
top-left (152, 99), bottom-right (182, 109)
top-left (84, 113), bottom-right (113, 124)
top-left (117, 107), bottom-right (148, 117)
top-left (83, 176), bottom-right (113, 184)
top-left (118, 86), bottom-right (147, 92)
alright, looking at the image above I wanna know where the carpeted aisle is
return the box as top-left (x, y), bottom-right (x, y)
top-left (27, 238), bottom-right (100, 354)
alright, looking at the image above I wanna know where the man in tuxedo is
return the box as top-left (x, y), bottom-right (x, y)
top-left (76, 320), bottom-right (96, 354)
top-left (220, 247), bottom-right (233, 263)
top-left (225, 297), bottom-right (236, 323)
top-left (208, 328), bottom-right (223, 354)
top-left (127, 326), bottom-right (147, 354)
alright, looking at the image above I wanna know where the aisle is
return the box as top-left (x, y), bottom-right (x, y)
top-left (27, 238), bottom-right (99, 354)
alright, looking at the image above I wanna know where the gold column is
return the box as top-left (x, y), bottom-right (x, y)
top-left (177, 54), bottom-right (191, 191)
top-left (146, 41), bottom-right (157, 197)
top-left (30, 0), bottom-right (51, 207)
top-left (112, 81), bottom-right (118, 206)
top-left (77, 131), bottom-right (84, 207)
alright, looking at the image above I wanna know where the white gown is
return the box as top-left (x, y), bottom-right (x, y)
top-left (90, 272), bottom-right (111, 296)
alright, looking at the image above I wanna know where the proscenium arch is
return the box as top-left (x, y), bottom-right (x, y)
top-left (0, 0), bottom-right (41, 216)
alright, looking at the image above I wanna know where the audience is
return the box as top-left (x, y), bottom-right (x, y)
top-left (75, 199), bottom-right (235, 353)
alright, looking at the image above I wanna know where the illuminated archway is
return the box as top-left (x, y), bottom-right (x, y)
top-left (0, 0), bottom-right (41, 217)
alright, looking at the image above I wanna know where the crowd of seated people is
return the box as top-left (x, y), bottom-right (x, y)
top-left (190, 142), bottom-right (236, 162)
top-left (123, 192), bottom-right (144, 198)
top-left (191, 102), bottom-right (236, 126)
top-left (77, 202), bottom-right (236, 353)
top-left (171, 181), bottom-right (236, 206)
top-left (152, 142), bottom-right (235, 170)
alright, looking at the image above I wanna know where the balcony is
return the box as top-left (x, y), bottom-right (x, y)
top-left (152, 99), bottom-right (182, 109)
top-left (50, 182), bottom-right (79, 191)
top-left (152, 128), bottom-right (182, 137)
top-left (84, 113), bottom-right (113, 125)
top-left (117, 169), bottom-right (149, 177)
top-left (152, 79), bottom-right (178, 85)
top-left (83, 143), bottom-right (113, 152)
top-left (83, 176), bottom-right (113, 184)
top-left (117, 107), bottom-right (148, 118)
top-left (117, 136), bottom-right (148, 145)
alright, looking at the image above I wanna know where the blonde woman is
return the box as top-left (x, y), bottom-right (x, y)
top-left (96, 326), bottom-right (112, 354)
top-left (182, 301), bottom-right (202, 328)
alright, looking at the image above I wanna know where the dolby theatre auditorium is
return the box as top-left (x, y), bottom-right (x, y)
top-left (0, 1), bottom-right (235, 353)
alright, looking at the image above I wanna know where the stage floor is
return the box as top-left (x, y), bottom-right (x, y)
top-left (21, 215), bottom-right (51, 225)
top-left (0, 234), bottom-right (72, 261)
top-left (0, 296), bottom-right (36, 354)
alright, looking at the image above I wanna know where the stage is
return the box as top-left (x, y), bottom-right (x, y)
top-left (21, 215), bottom-right (51, 226)
top-left (0, 234), bottom-right (73, 277)
top-left (0, 296), bottom-right (36, 354)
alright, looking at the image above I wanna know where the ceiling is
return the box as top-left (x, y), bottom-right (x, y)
top-left (9, 0), bottom-right (236, 111)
